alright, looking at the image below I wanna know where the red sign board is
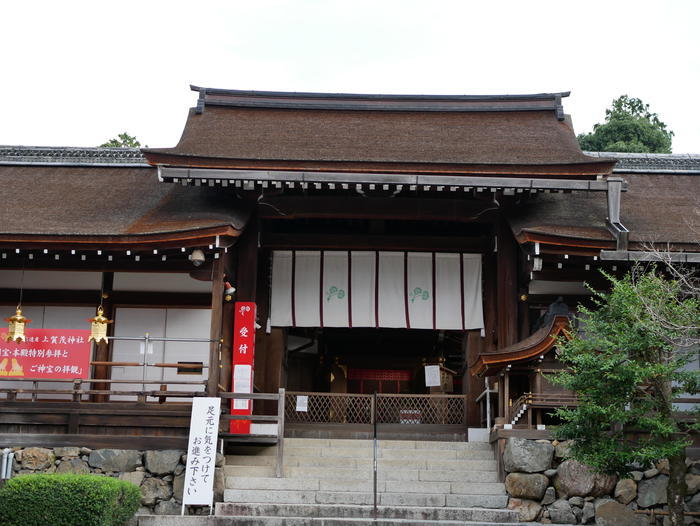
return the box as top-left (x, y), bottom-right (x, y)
top-left (230, 302), bottom-right (256, 433)
top-left (0, 329), bottom-right (92, 379)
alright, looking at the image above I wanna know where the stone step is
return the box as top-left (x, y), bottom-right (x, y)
top-left (281, 446), bottom-right (493, 461)
top-left (228, 456), bottom-right (497, 471)
top-left (223, 489), bottom-right (508, 508)
top-left (284, 446), bottom-right (374, 458)
top-left (136, 516), bottom-right (534, 526)
top-left (225, 477), bottom-right (506, 496)
top-left (225, 465), bottom-right (276, 477)
top-left (204, 517), bottom-right (526, 526)
top-left (276, 466), bottom-right (498, 482)
top-left (225, 454), bottom-right (277, 466)
top-left (282, 438), bottom-right (492, 451)
top-left (224, 466), bottom-right (497, 482)
top-left (226, 445), bottom-right (276, 456)
top-left (216, 503), bottom-right (520, 522)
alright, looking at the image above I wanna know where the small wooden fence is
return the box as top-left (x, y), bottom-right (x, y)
top-left (219, 389), bottom-right (286, 478)
top-left (285, 391), bottom-right (467, 426)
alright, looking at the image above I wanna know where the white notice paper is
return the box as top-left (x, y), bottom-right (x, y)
top-left (296, 395), bottom-right (308, 412)
top-left (425, 365), bottom-right (441, 387)
top-left (182, 397), bottom-right (221, 509)
top-left (233, 364), bottom-right (252, 410)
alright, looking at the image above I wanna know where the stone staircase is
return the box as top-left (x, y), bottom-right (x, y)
top-left (215, 437), bottom-right (526, 525)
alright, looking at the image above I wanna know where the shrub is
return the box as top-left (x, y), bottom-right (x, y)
top-left (0, 473), bottom-right (141, 526)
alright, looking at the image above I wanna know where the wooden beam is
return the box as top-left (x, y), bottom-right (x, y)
top-left (259, 196), bottom-right (499, 222)
top-left (0, 228), bottom-right (239, 250)
top-left (262, 233), bottom-right (490, 252)
top-left (0, 289), bottom-right (212, 307)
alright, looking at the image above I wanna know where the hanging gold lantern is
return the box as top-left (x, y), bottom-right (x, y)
top-left (88, 305), bottom-right (112, 344)
top-left (5, 307), bottom-right (30, 343)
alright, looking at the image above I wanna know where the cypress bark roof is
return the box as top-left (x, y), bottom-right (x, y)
top-left (142, 87), bottom-right (614, 176)
top-left (0, 162), bottom-right (247, 246)
top-left (509, 165), bottom-right (700, 247)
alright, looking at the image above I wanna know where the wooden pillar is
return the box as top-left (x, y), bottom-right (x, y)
top-left (464, 330), bottom-right (483, 427)
top-left (218, 252), bottom-right (235, 393)
top-left (207, 255), bottom-right (225, 396)
top-left (504, 371), bottom-right (510, 422)
top-left (498, 375), bottom-right (505, 419)
top-left (482, 253), bottom-right (498, 352)
top-left (91, 272), bottom-right (113, 403)
top-left (496, 221), bottom-right (518, 349)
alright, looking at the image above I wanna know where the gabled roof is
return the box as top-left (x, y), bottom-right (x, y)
top-left (0, 148), bottom-right (248, 248)
top-left (142, 87), bottom-right (615, 177)
top-left (509, 155), bottom-right (700, 250)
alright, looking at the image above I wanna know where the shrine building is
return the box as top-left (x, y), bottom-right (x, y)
top-left (0, 87), bottom-right (698, 448)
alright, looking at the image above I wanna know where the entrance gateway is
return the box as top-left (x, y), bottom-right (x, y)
top-left (270, 250), bottom-right (484, 438)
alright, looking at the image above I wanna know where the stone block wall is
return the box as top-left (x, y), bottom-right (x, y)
top-left (502, 438), bottom-right (700, 524)
top-left (6, 446), bottom-right (225, 516)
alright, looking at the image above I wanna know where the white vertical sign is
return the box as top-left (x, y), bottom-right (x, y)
top-left (182, 397), bottom-right (221, 509)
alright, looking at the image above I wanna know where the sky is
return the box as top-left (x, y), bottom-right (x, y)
top-left (1, 0), bottom-right (698, 153)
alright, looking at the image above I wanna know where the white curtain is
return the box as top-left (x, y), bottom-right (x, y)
top-left (270, 250), bottom-right (484, 330)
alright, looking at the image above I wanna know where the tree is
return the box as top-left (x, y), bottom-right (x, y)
top-left (578, 95), bottom-right (674, 153)
top-left (100, 132), bottom-right (142, 148)
top-left (552, 269), bottom-right (699, 525)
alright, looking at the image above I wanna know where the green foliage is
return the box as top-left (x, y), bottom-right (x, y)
top-left (0, 473), bottom-right (141, 526)
top-left (100, 132), bottom-right (142, 148)
top-left (578, 95), bottom-right (674, 153)
top-left (551, 270), bottom-right (700, 476)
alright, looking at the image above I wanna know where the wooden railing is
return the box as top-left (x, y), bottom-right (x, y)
top-left (219, 389), bottom-right (286, 478)
top-left (285, 391), bottom-right (468, 426)
top-left (0, 376), bottom-right (207, 403)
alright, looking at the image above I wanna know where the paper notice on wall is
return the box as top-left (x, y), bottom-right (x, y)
top-left (233, 364), bottom-right (252, 410)
top-left (296, 395), bottom-right (308, 412)
top-left (424, 365), bottom-right (441, 387)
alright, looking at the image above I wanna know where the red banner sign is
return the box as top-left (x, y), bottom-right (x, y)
top-left (0, 329), bottom-right (92, 379)
top-left (230, 302), bottom-right (256, 433)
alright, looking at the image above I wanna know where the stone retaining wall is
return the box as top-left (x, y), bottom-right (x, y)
top-left (6, 446), bottom-right (225, 516)
top-left (502, 438), bottom-right (700, 525)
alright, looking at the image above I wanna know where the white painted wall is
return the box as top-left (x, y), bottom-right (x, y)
top-left (110, 307), bottom-right (211, 401)
top-left (113, 272), bottom-right (211, 293)
top-left (0, 270), bottom-right (101, 290)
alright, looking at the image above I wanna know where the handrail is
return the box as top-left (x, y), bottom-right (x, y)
top-left (90, 361), bottom-right (208, 369)
top-left (509, 393), bottom-right (530, 424)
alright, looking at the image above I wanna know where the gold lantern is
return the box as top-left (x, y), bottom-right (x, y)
top-left (88, 305), bottom-right (112, 343)
top-left (5, 307), bottom-right (30, 343)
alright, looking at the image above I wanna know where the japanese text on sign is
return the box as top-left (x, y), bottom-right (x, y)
top-left (0, 329), bottom-right (91, 379)
top-left (231, 302), bottom-right (256, 433)
top-left (182, 397), bottom-right (221, 507)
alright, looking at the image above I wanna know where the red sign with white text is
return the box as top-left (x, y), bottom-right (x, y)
top-left (230, 302), bottom-right (256, 433)
top-left (0, 329), bottom-right (92, 379)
